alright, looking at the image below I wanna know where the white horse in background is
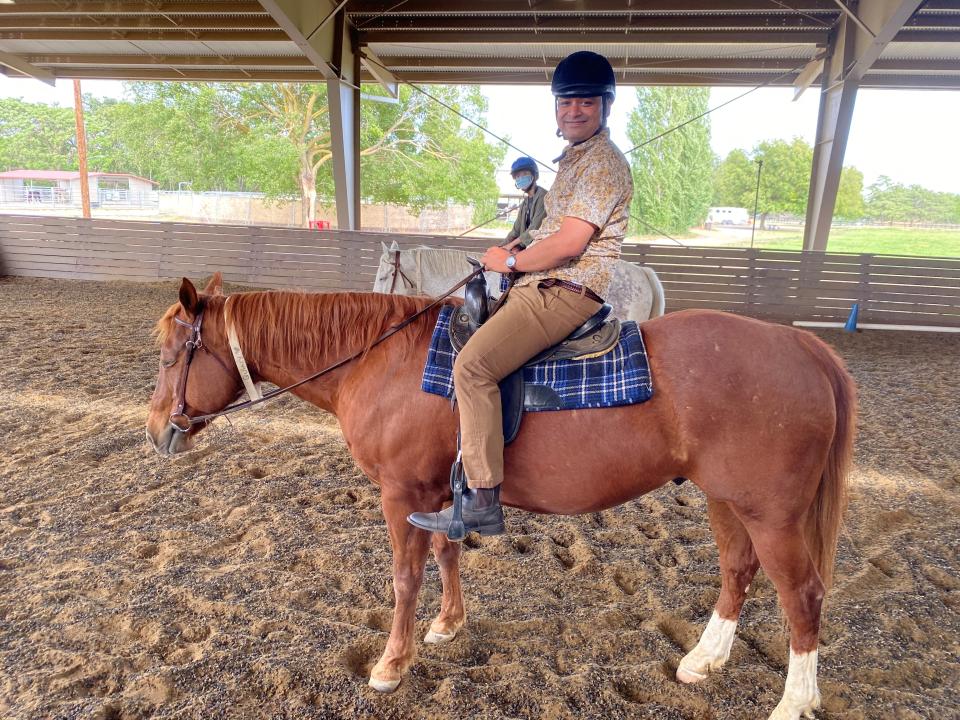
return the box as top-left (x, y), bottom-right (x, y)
top-left (374, 241), bottom-right (665, 322)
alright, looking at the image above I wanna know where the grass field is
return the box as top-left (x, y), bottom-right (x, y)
top-left (697, 226), bottom-right (960, 257)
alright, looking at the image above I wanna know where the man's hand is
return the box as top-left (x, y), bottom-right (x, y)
top-left (481, 246), bottom-right (513, 273)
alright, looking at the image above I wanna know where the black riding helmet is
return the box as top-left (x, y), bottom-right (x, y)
top-left (551, 51), bottom-right (616, 101)
top-left (551, 51), bottom-right (616, 138)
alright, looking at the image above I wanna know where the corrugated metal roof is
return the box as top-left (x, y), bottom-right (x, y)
top-left (0, 1), bottom-right (956, 89)
top-left (0, 170), bottom-right (159, 184)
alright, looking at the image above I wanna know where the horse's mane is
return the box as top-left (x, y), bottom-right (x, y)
top-left (414, 247), bottom-right (475, 278)
top-left (230, 291), bottom-right (441, 365)
top-left (156, 291), bottom-right (444, 365)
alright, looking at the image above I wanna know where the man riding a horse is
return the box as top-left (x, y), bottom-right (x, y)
top-left (407, 51), bottom-right (634, 538)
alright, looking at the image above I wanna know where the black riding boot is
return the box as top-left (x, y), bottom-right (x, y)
top-left (407, 485), bottom-right (505, 539)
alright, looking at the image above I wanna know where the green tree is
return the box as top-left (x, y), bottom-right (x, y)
top-left (91, 82), bottom-right (504, 225)
top-left (835, 166), bottom-right (865, 219)
top-left (98, 83), bottom-right (254, 192)
top-left (627, 87), bottom-right (713, 235)
top-left (865, 176), bottom-right (960, 224)
top-left (712, 137), bottom-right (865, 226)
top-left (0, 98), bottom-right (77, 170)
top-left (360, 85), bottom-right (503, 222)
top-left (712, 148), bottom-right (754, 207)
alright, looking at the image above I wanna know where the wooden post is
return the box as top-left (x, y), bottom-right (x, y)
top-left (72, 80), bottom-right (91, 219)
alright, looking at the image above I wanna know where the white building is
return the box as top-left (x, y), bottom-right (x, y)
top-left (0, 170), bottom-right (159, 208)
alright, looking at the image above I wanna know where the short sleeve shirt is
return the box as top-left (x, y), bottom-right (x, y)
top-left (515, 129), bottom-right (633, 298)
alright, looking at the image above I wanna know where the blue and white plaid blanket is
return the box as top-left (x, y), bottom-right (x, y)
top-left (422, 305), bottom-right (653, 411)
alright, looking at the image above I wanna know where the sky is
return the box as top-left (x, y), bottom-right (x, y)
top-left (2, 76), bottom-right (958, 195)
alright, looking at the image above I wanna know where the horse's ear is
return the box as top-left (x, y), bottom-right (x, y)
top-left (390, 240), bottom-right (400, 252)
top-left (203, 271), bottom-right (223, 296)
top-left (381, 241), bottom-right (390, 254)
top-left (179, 277), bottom-right (200, 315)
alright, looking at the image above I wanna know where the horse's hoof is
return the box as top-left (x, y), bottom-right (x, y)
top-left (676, 666), bottom-right (708, 684)
top-left (424, 628), bottom-right (457, 644)
top-left (368, 675), bottom-right (401, 693)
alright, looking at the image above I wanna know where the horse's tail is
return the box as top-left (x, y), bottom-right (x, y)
top-left (798, 332), bottom-right (857, 590)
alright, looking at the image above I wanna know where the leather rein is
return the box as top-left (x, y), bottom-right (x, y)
top-left (167, 267), bottom-right (483, 434)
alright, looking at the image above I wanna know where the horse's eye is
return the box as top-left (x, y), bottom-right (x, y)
top-left (161, 357), bottom-right (177, 368)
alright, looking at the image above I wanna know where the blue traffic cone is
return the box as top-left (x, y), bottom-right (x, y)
top-left (844, 303), bottom-right (859, 332)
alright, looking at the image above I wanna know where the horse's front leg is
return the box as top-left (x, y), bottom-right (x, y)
top-left (369, 488), bottom-right (433, 693)
top-left (425, 531), bottom-right (465, 644)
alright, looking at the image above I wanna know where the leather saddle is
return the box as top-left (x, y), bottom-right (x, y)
top-left (449, 260), bottom-right (621, 444)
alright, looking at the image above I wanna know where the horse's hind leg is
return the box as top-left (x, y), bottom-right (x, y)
top-left (677, 499), bottom-right (759, 683)
top-left (424, 532), bottom-right (465, 644)
top-left (745, 523), bottom-right (825, 720)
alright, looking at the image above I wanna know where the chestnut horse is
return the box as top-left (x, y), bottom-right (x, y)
top-left (146, 274), bottom-right (856, 720)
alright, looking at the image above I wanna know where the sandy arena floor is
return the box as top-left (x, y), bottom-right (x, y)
top-left (0, 276), bottom-right (957, 720)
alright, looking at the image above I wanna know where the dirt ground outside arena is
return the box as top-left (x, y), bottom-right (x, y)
top-left (0, 276), bottom-right (957, 720)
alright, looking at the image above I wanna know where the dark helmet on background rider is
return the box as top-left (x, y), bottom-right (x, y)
top-left (551, 51), bottom-right (616, 102)
top-left (510, 156), bottom-right (539, 180)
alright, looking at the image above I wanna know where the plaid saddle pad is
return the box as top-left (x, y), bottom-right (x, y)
top-left (422, 305), bottom-right (653, 411)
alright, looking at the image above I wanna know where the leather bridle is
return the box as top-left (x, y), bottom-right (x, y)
top-left (166, 267), bottom-right (482, 434)
top-left (388, 249), bottom-right (417, 293)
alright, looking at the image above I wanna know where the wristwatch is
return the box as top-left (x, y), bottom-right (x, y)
top-left (505, 254), bottom-right (518, 270)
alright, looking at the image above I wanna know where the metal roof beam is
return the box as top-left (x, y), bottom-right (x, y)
top-left (327, 11), bottom-right (361, 230)
top-left (0, 2), bottom-right (266, 15)
top-left (371, 55), bottom-right (809, 71)
top-left (6, 67), bottom-right (327, 81)
top-left (0, 16), bottom-right (278, 30)
top-left (357, 70), bottom-right (803, 86)
top-left (0, 50), bottom-right (56, 85)
top-left (23, 54), bottom-right (315, 68)
top-left (356, 15), bottom-right (836, 31)
top-left (849, 0), bottom-right (926, 81)
top-left (359, 30), bottom-right (831, 44)
top-left (893, 29), bottom-right (960, 40)
top-left (359, 47), bottom-right (398, 97)
top-left (347, 1), bottom-right (841, 13)
top-left (0, 30), bottom-right (292, 41)
top-left (256, 0), bottom-right (346, 79)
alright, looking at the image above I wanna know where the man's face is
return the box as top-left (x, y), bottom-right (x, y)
top-left (556, 96), bottom-right (606, 143)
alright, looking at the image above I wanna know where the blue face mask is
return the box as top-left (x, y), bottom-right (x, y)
top-left (514, 175), bottom-right (534, 191)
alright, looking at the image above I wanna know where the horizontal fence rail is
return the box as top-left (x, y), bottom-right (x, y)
top-left (1, 215), bottom-right (958, 327)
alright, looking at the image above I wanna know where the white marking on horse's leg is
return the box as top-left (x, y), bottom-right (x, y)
top-left (368, 676), bottom-right (401, 693)
top-left (423, 628), bottom-right (457, 644)
top-left (369, 657), bottom-right (402, 693)
top-left (676, 611), bottom-right (738, 684)
top-left (768, 649), bottom-right (820, 720)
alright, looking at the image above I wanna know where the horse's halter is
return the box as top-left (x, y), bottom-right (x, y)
top-left (167, 306), bottom-right (236, 434)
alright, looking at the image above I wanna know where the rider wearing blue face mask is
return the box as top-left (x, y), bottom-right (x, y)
top-left (504, 156), bottom-right (547, 253)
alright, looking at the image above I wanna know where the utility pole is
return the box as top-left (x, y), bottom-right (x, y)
top-left (750, 159), bottom-right (763, 248)
top-left (73, 80), bottom-right (91, 219)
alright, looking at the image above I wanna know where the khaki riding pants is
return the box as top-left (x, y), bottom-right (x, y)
top-left (453, 282), bottom-right (602, 489)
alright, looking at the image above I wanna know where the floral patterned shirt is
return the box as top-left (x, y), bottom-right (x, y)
top-left (515, 128), bottom-right (633, 298)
